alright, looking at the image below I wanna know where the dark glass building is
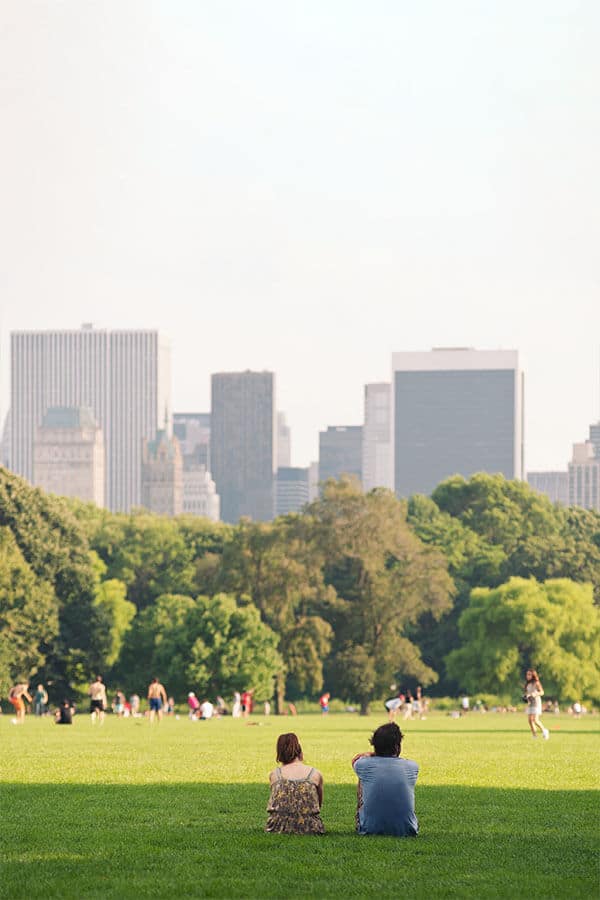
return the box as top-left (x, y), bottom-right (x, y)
top-left (211, 371), bottom-right (275, 523)
top-left (318, 425), bottom-right (363, 487)
top-left (393, 349), bottom-right (523, 498)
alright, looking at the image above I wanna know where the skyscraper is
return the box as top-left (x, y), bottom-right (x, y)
top-left (173, 413), bottom-right (211, 469)
top-left (275, 466), bottom-right (309, 516)
top-left (568, 441), bottom-right (600, 510)
top-left (10, 326), bottom-right (170, 511)
top-left (588, 422), bottom-right (600, 457)
top-left (318, 425), bottom-right (363, 487)
top-left (527, 471), bottom-right (569, 506)
top-left (211, 371), bottom-right (276, 523)
top-left (277, 412), bottom-right (291, 469)
top-left (393, 348), bottom-right (524, 498)
top-left (362, 383), bottom-right (393, 492)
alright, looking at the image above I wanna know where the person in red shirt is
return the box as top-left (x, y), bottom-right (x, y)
top-left (241, 689), bottom-right (254, 718)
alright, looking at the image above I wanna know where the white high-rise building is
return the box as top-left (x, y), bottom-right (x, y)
top-left (10, 326), bottom-right (170, 512)
top-left (392, 348), bottom-right (524, 497)
top-left (277, 412), bottom-right (291, 469)
top-left (527, 471), bottom-right (569, 506)
top-left (568, 442), bottom-right (600, 510)
top-left (362, 383), bottom-right (393, 492)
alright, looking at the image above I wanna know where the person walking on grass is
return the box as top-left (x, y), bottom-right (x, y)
top-left (8, 682), bottom-right (32, 724)
top-left (89, 675), bottom-right (107, 724)
top-left (33, 683), bottom-right (48, 716)
top-left (524, 669), bottom-right (549, 740)
top-left (266, 732), bottom-right (325, 834)
top-left (147, 678), bottom-right (167, 722)
top-left (352, 722), bottom-right (419, 837)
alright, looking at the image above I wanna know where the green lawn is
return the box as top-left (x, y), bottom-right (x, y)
top-left (1, 711), bottom-right (598, 898)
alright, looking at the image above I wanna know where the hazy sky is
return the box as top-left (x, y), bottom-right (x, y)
top-left (1, 1), bottom-right (598, 469)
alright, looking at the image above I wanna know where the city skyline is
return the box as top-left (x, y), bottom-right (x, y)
top-left (3, 326), bottom-right (599, 476)
top-left (1, 4), bottom-right (599, 471)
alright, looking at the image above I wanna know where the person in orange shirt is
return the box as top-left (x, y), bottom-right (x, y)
top-left (8, 682), bottom-right (32, 724)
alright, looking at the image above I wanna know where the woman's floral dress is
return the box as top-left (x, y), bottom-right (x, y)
top-left (265, 767), bottom-right (325, 834)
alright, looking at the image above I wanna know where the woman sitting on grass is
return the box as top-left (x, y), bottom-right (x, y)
top-left (265, 732), bottom-right (324, 834)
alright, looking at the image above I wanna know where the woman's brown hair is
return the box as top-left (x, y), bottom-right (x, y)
top-left (524, 669), bottom-right (541, 689)
top-left (276, 732), bottom-right (302, 765)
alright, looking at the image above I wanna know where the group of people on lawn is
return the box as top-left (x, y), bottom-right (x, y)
top-left (266, 723), bottom-right (419, 837)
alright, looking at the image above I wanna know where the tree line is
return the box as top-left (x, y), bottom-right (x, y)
top-left (1, 466), bottom-right (599, 712)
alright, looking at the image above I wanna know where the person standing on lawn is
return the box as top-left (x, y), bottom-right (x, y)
top-left (33, 683), bottom-right (48, 716)
top-left (147, 678), bottom-right (168, 722)
top-left (8, 682), bottom-right (32, 724)
top-left (89, 675), bottom-right (107, 724)
top-left (352, 722), bottom-right (419, 837)
top-left (524, 669), bottom-right (549, 740)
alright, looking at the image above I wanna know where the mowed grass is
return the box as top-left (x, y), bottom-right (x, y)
top-left (1, 711), bottom-right (598, 899)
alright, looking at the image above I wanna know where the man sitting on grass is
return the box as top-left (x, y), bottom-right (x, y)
top-left (352, 722), bottom-right (419, 837)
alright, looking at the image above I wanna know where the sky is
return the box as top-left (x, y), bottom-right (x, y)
top-left (1, 1), bottom-right (599, 470)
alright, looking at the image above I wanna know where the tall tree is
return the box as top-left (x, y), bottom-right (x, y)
top-left (308, 479), bottom-right (454, 713)
top-left (0, 469), bottom-right (101, 692)
top-left (217, 516), bottom-right (336, 711)
top-left (115, 592), bottom-right (282, 700)
top-left (446, 577), bottom-right (600, 701)
top-left (0, 527), bottom-right (58, 694)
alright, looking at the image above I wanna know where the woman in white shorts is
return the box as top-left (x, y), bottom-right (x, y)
top-left (524, 669), bottom-right (549, 740)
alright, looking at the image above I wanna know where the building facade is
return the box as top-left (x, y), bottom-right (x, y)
top-left (277, 412), bottom-right (291, 469)
top-left (182, 465), bottom-right (220, 520)
top-left (210, 371), bottom-right (276, 523)
top-left (362, 383), bottom-right (393, 492)
top-left (173, 413), bottom-right (211, 469)
top-left (568, 442), bottom-right (600, 511)
top-left (588, 421), bottom-right (600, 457)
top-left (10, 326), bottom-right (170, 512)
top-left (275, 466), bottom-right (309, 516)
top-left (141, 430), bottom-right (183, 516)
top-left (527, 471), bottom-right (569, 506)
top-left (308, 460), bottom-right (319, 502)
top-left (392, 348), bottom-right (524, 498)
top-left (33, 406), bottom-right (104, 506)
top-left (318, 425), bottom-right (363, 487)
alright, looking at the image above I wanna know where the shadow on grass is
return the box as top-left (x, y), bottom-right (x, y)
top-left (1, 783), bottom-right (597, 899)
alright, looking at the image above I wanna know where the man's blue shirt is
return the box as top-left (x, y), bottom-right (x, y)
top-left (353, 756), bottom-right (419, 836)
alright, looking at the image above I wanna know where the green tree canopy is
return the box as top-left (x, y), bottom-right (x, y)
top-left (72, 505), bottom-right (234, 610)
top-left (116, 592), bottom-right (282, 701)
top-left (308, 479), bottom-right (454, 713)
top-left (432, 474), bottom-right (600, 597)
top-left (90, 553), bottom-right (136, 670)
top-left (446, 577), bottom-right (600, 702)
top-left (0, 527), bottom-right (58, 694)
top-left (0, 468), bottom-right (102, 692)
top-left (217, 516), bottom-right (336, 710)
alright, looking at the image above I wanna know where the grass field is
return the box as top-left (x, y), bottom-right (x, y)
top-left (1, 710), bottom-right (598, 899)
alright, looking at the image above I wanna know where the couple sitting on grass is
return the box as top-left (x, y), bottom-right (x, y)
top-left (266, 723), bottom-right (418, 837)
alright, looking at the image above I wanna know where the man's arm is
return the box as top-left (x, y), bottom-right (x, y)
top-left (160, 685), bottom-right (167, 703)
top-left (351, 752), bottom-right (373, 768)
